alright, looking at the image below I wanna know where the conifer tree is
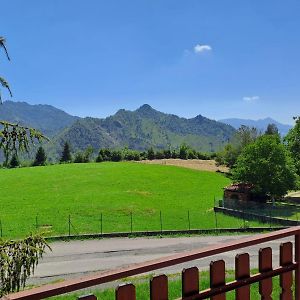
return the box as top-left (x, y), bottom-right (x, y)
top-left (60, 142), bottom-right (72, 163)
top-left (33, 146), bottom-right (47, 166)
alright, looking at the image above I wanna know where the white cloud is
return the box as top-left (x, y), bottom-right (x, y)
top-left (194, 44), bottom-right (212, 54)
top-left (243, 96), bottom-right (260, 102)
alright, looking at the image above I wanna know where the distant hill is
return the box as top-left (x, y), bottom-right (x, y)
top-left (49, 104), bottom-right (236, 159)
top-left (219, 117), bottom-right (292, 136)
top-left (0, 101), bottom-right (79, 137)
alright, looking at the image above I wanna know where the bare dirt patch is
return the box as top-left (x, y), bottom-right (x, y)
top-left (138, 159), bottom-right (228, 173)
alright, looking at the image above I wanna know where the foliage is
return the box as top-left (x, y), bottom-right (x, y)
top-left (33, 146), bottom-right (47, 166)
top-left (216, 125), bottom-right (261, 168)
top-left (60, 142), bottom-right (72, 163)
top-left (96, 148), bottom-right (112, 162)
top-left (147, 147), bottom-right (155, 160)
top-left (110, 150), bottom-right (123, 162)
top-left (9, 153), bottom-right (19, 168)
top-left (0, 235), bottom-right (50, 296)
top-left (49, 104), bottom-right (235, 158)
top-left (232, 135), bottom-right (297, 199)
top-left (284, 116), bottom-right (300, 175)
top-left (179, 143), bottom-right (189, 159)
top-left (265, 123), bottom-right (279, 136)
top-left (74, 146), bottom-right (93, 163)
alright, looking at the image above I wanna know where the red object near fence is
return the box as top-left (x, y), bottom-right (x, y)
top-left (4, 226), bottom-right (300, 299)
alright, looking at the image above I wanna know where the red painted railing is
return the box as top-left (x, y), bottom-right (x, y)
top-left (4, 226), bottom-right (300, 299)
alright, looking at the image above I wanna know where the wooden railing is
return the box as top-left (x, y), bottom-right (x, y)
top-left (4, 226), bottom-right (300, 300)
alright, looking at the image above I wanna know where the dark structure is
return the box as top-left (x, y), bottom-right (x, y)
top-left (223, 183), bottom-right (254, 201)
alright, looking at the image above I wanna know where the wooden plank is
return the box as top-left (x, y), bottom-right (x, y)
top-left (259, 247), bottom-right (273, 300)
top-left (116, 283), bottom-right (136, 300)
top-left (210, 260), bottom-right (226, 300)
top-left (235, 253), bottom-right (250, 300)
top-left (182, 267), bottom-right (199, 298)
top-left (280, 242), bottom-right (293, 300)
top-left (150, 274), bottom-right (168, 300)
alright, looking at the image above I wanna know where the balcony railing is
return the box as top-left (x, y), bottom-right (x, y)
top-left (4, 226), bottom-right (300, 299)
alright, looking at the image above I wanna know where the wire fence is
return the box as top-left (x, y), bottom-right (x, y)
top-left (216, 198), bottom-right (300, 226)
top-left (0, 208), bottom-right (273, 239)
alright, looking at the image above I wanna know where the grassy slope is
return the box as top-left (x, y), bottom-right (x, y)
top-left (0, 162), bottom-right (261, 238)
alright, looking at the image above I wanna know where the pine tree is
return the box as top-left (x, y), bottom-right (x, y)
top-left (60, 142), bottom-right (72, 163)
top-left (33, 146), bottom-right (47, 166)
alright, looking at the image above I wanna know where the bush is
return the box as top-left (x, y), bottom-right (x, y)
top-left (111, 150), bottom-right (123, 162)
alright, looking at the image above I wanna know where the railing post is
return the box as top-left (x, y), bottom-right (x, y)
top-left (295, 232), bottom-right (300, 300)
top-left (235, 253), bottom-right (250, 300)
top-left (279, 242), bottom-right (293, 300)
top-left (182, 267), bottom-right (199, 298)
top-left (116, 283), bottom-right (136, 300)
top-left (210, 260), bottom-right (225, 300)
top-left (259, 247), bottom-right (273, 300)
top-left (150, 274), bottom-right (168, 300)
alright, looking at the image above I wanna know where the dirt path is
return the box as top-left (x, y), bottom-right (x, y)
top-left (138, 159), bottom-right (228, 173)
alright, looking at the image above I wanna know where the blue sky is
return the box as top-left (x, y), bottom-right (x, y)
top-left (1, 0), bottom-right (300, 124)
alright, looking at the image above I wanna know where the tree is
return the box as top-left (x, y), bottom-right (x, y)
top-left (33, 146), bottom-right (47, 166)
top-left (284, 116), bottom-right (300, 175)
top-left (265, 123), bottom-right (279, 136)
top-left (232, 135), bottom-right (297, 202)
top-left (60, 142), bottom-right (72, 163)
top-left (9, 152), bottom-right (19, 168)
top-left (147, 147), bottom-right (155, 160)
top-left (0, 235), bottom-right (50, 297)
top-left (216, 125), bottom-right (261, 168)
top-left (179, 143), bottom-right (189, 159)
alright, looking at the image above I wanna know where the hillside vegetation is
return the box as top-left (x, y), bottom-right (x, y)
top-left (0, 162), bottom-right (261, 238)
top-left (50, 104), bottom-right (235, 158)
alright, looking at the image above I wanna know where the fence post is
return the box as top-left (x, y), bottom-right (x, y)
top-left (100, 213), bottom-right (103, 235)
top-left (130, 212), bottom-right (133, 233)
top-left (188, 210), bottom-right (191, 231)
top-left (68, 215), bottom-right (71, 236)
top-left (160, 211), bottom-right (163, 233)
top-left (35, 214), bottom-right (38, 230)
top-left (214, 210), bottom-right (218, 230)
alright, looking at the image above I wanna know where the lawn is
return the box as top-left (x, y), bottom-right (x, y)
top-left (0, 162), bottom-right (263, 238)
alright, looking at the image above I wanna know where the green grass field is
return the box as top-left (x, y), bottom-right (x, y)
top-left (0, 162), bottom-right (263, 238)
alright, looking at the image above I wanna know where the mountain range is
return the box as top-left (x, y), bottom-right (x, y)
top-left (0, 101), bottom-right (293, 161)
top-left (219, 117), bottom-right (292, 136)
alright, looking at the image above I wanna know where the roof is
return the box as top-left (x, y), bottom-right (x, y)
top-left (224, 183), bottom-right (254, 193)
